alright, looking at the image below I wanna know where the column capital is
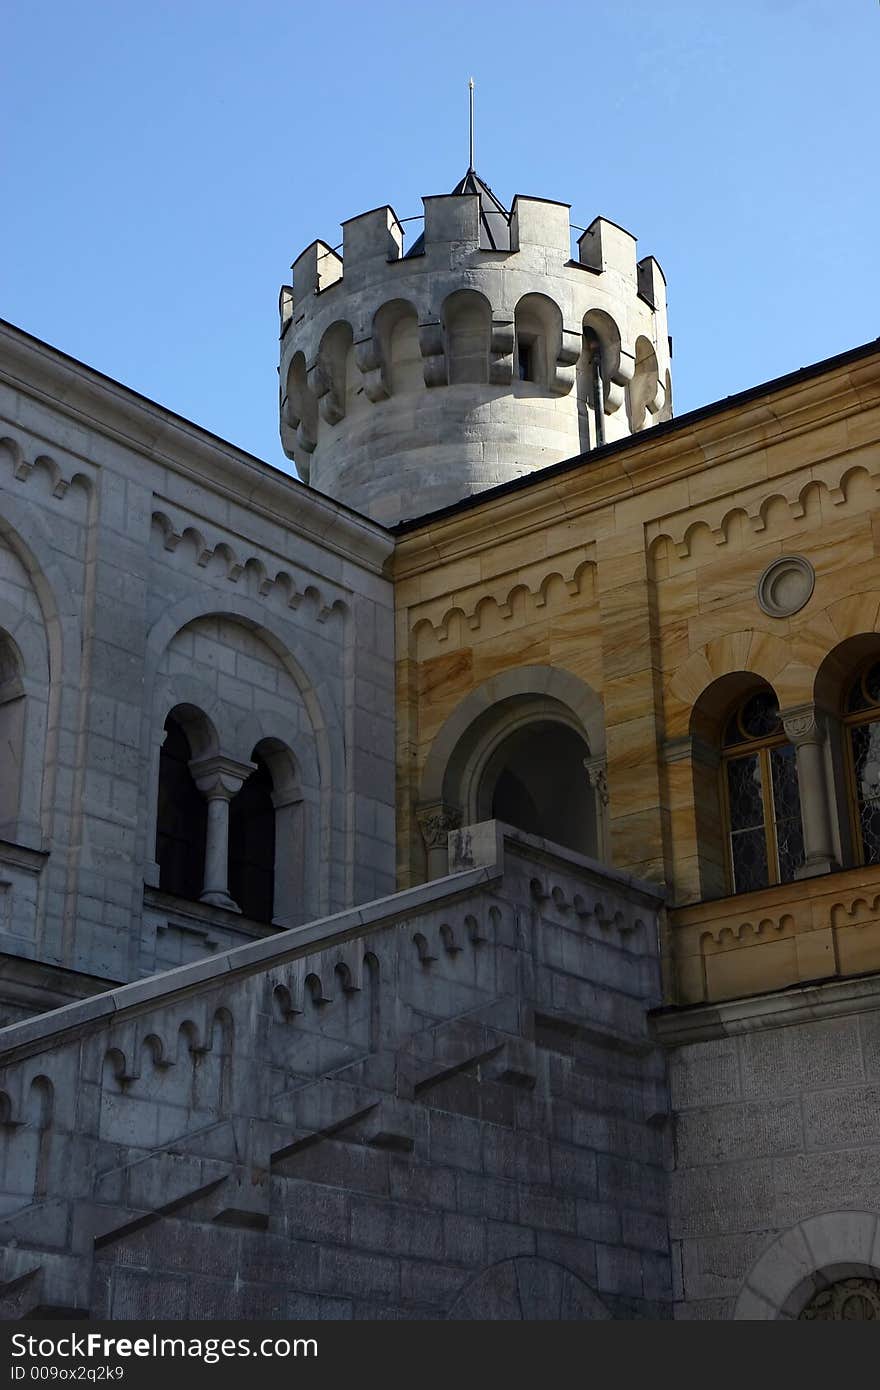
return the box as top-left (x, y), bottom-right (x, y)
top-left (583, 754), bottom-right (609, 806)
top-left (190, 753), bottom-right (254, 801)
top-left (416, 802), bottom-right (461, 850)
top-left (781, 703), bottom-right (825, 747)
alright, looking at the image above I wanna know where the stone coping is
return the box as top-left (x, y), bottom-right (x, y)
top-left (0, 823), bottom-right (666, 1064)
top-left (650, 970), bottom-right (880, 1046)
top-left (144, 886), bottom-right (281, 940)
top-left (451, 819), bottom-right (667, 908)
top-left (669, 861), bottom-right (880, 929)
top-left (0, 862), bottom-right (501, 1063)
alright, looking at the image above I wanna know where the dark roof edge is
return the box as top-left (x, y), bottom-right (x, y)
top-left (391, 335), bottom-right (880, 534)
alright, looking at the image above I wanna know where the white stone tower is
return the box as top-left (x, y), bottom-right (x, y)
top-left (279, 170), bottom-right (672, 525)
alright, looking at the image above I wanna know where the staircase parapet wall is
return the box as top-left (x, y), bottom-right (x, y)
top-left (0, 825), bottom-right (668, 1320)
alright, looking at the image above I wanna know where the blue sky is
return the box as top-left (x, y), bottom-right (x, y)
top-left (2, 1), bottom-right (877, 472)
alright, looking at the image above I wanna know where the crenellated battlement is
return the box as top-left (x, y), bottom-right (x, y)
top-left (279, 172), bottom-right (672, 524)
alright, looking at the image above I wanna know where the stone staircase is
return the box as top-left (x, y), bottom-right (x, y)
top-left (0, 825), bottom-right (670, 1320)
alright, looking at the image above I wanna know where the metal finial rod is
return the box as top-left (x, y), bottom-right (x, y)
top-left (468, 77), bottom-right (475, 172)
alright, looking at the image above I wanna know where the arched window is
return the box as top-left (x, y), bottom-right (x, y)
top-left (444, 290), bottom-right (491, 384)
top-left (228, 753), bottom-right (276, 922)
top-left (513, 294), bottom-right (561, 391)
top-left (477, 718), bottom-right (596, 858)
top-left (0, 629), bottom-right (25, 836)
top-left (844, 658), bottom-right (880, 865)
top-left (581, 328), bottom-right (605, 448)
top-left (156, 716), bottom-right (208, 900)
top-left (722, 691), bottom-right (804, 893)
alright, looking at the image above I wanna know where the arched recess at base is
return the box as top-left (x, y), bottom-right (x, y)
top-left (735, 1211), bottom-right (880, 1319)
top-left (417, 665), bottom-right (606, 880)
top-left (446, 1256), bottom-right (610, 1320)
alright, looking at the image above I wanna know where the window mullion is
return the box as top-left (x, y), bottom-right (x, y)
top-left (760, 746), bottom-right (781, 886)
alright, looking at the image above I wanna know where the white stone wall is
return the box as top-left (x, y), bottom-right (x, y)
top-left (0, 324), bottom-right (396, 1014)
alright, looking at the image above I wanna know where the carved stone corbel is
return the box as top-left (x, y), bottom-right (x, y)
top-left (418, 320), bottom-right (447, 388)
top-left (550, 327), bottom-right (582, 395)
top-left (489, 318), bottom-right (515, 386)
top-left (603, 347), bottom-right (636, 416)
top-left (307, 361), bottom-right (344, 425)
top-left (354, 335), bottom-right (390, 403)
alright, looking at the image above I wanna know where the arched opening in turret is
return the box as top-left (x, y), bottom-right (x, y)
top-left (284, 352), bottom-right (318, 460)
top-left (443, 289), bottom-right (491, 384)
top-left (374, 299), bottom-right (421, 394)
top-left (316, 321), bottom-right (356, 425)
top-left (663, 368), bottom-right (674, 422)
top-left (629, 335), bottom-right (662, 432)
top-left (579, 310), bottom-right (623, 452)
top-left (513, 293), bottom-right (562, 392)
top-left (578, 328), bottom-right (605, 451)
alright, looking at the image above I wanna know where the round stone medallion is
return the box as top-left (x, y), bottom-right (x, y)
top-left (756, 554), bottom-right (815, 618)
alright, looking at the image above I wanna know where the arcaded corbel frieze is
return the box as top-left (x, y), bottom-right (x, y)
top-left (418, 319), bottom-right (447, 388)
top-left (0, 325), bottom-right (393, 574)
top-left (354, 335), bottom-right (390, 403)
top-left (0, 436), bottom-right (92, 502)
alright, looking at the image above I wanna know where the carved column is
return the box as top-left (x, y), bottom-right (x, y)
top-left (583, 754), bottom-right (610, 863)
top-left (190, 755), bottom-right (253, 912)
top-left (782, 705), bottom-right (839, 879)
top-left (416, 802), bottom-right (461, 881)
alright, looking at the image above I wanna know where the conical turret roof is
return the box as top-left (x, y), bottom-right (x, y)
top-left (450, 168), bottom-right (511, 250)
top-left (404, 169), bottom-right (511, 257)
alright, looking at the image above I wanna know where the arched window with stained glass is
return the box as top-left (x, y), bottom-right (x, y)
top-left (722, 689), bottom-right (805, 893)
top-left (844, 659), bottom-right (880, 865)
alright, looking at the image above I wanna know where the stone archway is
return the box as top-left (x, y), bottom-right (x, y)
top-left (735, 1211), bottom-right (880, 1319)
top-left (417, 665), bottom-right (606, 879)
top-left (446, 1257), bottom-right (610, 1320)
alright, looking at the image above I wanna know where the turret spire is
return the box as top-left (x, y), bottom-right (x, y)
top-left (468, 77), bottom-right (475, 173)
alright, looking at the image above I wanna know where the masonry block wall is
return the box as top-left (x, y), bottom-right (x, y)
top-left (0, 324), bottom-right (396, 1021)
top-left (0, 829), bottom-right (670, 1320)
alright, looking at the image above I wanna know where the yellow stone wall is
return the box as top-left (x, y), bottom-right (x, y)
top-left (393, 343), bottom-right (880, 1004)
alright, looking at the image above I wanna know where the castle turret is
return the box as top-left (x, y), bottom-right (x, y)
top-left (279, 171), bottom-right (671, 525)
